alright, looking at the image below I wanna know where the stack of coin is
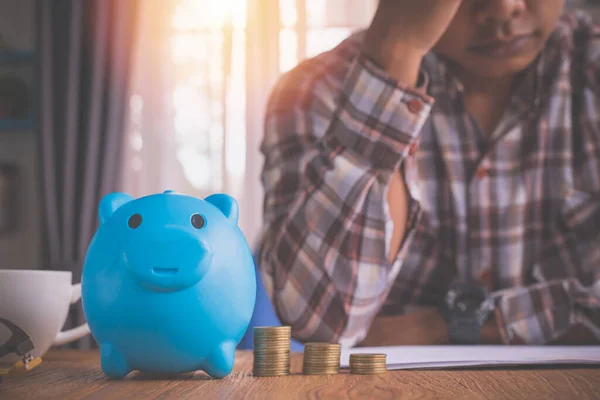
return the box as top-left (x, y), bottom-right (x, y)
top-left (253, 326), bottom-right (291, 377)
top-left (349, 353), bottom-right (387, 375)
top-left (302, 343), bottom-right (342, 375)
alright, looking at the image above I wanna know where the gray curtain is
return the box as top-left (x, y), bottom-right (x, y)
top-left (37, 0), bottom-right (139, 348)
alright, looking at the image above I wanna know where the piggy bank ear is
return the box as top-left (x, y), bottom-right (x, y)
top-left (205, 193), bottom-right (239, 225)
top-left (99, 192), bottom-right (134, 224)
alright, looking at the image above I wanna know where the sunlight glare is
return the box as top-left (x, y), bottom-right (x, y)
top-left (173, 0), bottom-right (247, 30)
top-left (170, 0), bottom-right (247, 193)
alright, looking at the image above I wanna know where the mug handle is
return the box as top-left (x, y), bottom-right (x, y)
top-left (53, 283), bottom-right (91, 346)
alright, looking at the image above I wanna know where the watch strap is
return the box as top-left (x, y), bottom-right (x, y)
top-left (447, 316), bottom-right (482, 345)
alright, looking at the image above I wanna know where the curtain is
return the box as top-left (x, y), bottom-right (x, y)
top-left (243, 0), bottom-right (281, 248)
top-left (37, 0), bottom-right (140, 348)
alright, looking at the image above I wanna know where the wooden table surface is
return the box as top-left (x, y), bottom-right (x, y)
top-left (1, 350), bottom-right (600, 399)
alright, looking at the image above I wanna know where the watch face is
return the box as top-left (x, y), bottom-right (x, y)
top-left (446, 283), bottom-right (488, 314)
top-left (454, 293), bottom-right (482, 313)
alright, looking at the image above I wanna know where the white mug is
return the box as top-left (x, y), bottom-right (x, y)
top-left (0, 269), bottom-right (90, 363)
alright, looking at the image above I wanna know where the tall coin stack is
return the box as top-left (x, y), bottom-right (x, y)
top-left (253, 326), bottom-right (291, 377)
top-left (302, 343), bottom-right (341, 375)
top-left (349, 353), bottom-right (387, 375)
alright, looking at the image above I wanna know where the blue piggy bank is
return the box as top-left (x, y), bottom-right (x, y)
top-left (81, 191), bottom-right (256, 379)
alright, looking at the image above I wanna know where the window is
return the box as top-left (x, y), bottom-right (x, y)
top-left (279, 0), bottom-right (376, 72)
top-left (122, 0), bottom-right (376, 245)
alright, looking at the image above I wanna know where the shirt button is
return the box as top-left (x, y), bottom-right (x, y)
top-left (407, 99), bottom-right (423, 114)
top-left (409, 142), bottom-right (417, 156)
top-left (476, 166), bottom-right (489, 179)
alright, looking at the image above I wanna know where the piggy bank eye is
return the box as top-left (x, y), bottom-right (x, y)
top-left (191, 214), bottom-right (205, 229)
top-left (128, 214), bottom-right (142, 229)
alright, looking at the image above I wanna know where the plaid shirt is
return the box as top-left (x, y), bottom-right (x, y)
top-left (258, 11), bottom-right (600, 347)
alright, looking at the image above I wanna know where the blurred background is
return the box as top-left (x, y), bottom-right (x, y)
top-left (0, 0), bottom-right (379, 273)
top-left (0, 0), bottom-right (597, 347)
top-left (122, 0), bottom-right (379, 248)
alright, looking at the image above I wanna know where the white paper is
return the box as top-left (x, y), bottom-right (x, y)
top-left (340, 346), bottom-right (600, 370)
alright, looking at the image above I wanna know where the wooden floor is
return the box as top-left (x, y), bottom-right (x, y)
top-left (1, 350), bottom-right (600, 399)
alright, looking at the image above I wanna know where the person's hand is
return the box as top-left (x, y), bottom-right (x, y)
top-left (360, 308), bottom-right (450, 346)
top-left (362, 0), bottom-right (463, 86)
top-left (359, 307), bottom-right (505, 347)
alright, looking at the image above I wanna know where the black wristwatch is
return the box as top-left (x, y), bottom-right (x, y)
top-left (439, 282), bottom-right (495, 345)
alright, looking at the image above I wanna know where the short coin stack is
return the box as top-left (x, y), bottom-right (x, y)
top-left (252, 326), bottom-right (291, 377)
top-left (302, 343), bottom-right (342, 375)
top-left (349, 353), bottom-right (387, 375)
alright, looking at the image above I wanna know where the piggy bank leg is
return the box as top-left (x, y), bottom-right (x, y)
top-left (100, 343), bottom-right (131, 379)
top-left (203, 341), bottom-right (236, 379)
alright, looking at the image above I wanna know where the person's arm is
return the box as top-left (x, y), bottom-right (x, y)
top-left (361, 295), bottom-right (600, 346)
top-left (361, 195), bottom-right (600, 346)
top-left (492, 279), bottom-right (600, 345)
top-left (258, 0), bottom-right (463, 346)
top-left (258, 56), bottom-right (432, 346)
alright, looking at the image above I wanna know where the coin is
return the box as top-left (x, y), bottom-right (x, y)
top-left (254, 355), bottom-right (288, 359)
top-left (253, 344), bottom-right (290, 348)
top-left (302, 343), bottom-right (342, 375)
top-left (254, 327), bottom-right (291, 336)
top-left (349, 354), bottom-right (387, 359)
top-left (349, 353), bottom-right (387, 375)
top-left (252, 326), bottom-right (292, 377)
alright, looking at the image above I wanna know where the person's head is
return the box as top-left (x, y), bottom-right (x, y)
top-left (433, 0), bottom-right (565, 80)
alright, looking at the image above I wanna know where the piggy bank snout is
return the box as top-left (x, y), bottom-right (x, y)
top-left (123, 227), bottom-right (213, 292)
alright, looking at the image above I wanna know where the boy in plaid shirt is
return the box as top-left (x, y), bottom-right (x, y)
top-left (258, 0), bottom-right (600, 346)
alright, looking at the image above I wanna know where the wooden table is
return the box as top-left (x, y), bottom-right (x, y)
top-left (1, 350), bottom-right (600, 399)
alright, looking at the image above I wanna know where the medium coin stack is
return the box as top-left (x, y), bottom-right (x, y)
top-left (302, 343), bottom-right (342, 375)
top-left (253, 326), bottom-right (291, 377)
top-left (349, 353), bottom-right (387, 375)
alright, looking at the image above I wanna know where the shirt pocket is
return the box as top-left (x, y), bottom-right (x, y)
top-left (558, 189), bottom-right (600, 283)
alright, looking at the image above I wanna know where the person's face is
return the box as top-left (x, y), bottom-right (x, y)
top-left (433, 0), bottom-right (565, 80)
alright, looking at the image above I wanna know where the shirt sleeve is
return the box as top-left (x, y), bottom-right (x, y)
top-left (257, 55), bottom-right (433, 346)
top-left (493, 279), bottom-right (600, 344)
